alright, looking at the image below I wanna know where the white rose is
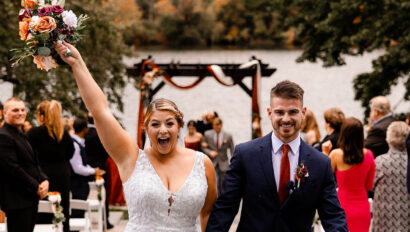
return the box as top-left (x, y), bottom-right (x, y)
top-left (48, 193), bottom-right (61, 203)
top-left (62, 10), bottom-right (77, 28)
top-left (29, 16), bottom-right (39, 31)
top-left (38, 0), bottom-right (45, 8)
top-left (96, 178), bottom-right (105, 186)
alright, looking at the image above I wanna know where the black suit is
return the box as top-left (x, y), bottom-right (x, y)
top-left (365, 115), bottom-right (395, 158)
top-left (84, 125), bottom-right (111, 225)
top-left (0, 123), bottom-right (47, 232)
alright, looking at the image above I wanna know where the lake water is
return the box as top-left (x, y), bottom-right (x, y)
top-left (1, 50), bottom-right (408, 144)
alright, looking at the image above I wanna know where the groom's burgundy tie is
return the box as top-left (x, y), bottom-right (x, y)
top-left (278, 144), bottom-right (290, 205)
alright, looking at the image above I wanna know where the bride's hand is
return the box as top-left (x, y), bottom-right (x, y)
top-left (55, 41), bottom-right (82, 66)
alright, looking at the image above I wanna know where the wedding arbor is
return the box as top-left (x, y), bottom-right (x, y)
top-left (126, 57), bottom-right (276, 147)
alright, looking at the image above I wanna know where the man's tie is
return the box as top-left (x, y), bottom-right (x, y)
top-left (216, 133), bottom-right (219, 149)
top-left (278, 144), bottom-right (290, 205)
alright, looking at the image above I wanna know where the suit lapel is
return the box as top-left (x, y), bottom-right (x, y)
top-left (259, 132), bottom-right (280, 205)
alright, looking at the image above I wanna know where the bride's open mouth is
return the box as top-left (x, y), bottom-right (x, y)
top-left (158, 138), bottom-right (170, 147)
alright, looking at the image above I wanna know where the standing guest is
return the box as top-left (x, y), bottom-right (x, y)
top-left (319, 107), bottom-right (345, 155)
top-left (27, 100), bottom-right (74, 232)
top-left (328, 117), bottom-right (375, 232)
top-left (70, 118), bottom-right (105, 217)
top-left (372, 121), bottom-right (409, 232)
top-left (406, 131), bottom-right (410, 194)
top-left (206, 80), bottom-right (347, 232)
top-left (0, 101), bottom-right (3, 127)
top-left (62, 115), bottom-right (74, 136)
top-left (365, 96), bottom-right (395, 158)
top-left (184, 120), bottom-right (203, 151)
top-left (55, 42), bottom-right (217, 231)
top-left (23, 120), bottom-right (33, 134)
top-left (84, 113), bottom-right (113, 229)
top-left (0, 97), bottom-right (49, 232)
top-left (301, 109), bottom-right (321, 148)
top-left (201, 117), bottom-right (234, 194)
top-left (196, 111), bottom-right (218, 135)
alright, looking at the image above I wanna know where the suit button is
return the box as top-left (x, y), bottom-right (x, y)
top-left (258, 194), bottom-right (262, 198)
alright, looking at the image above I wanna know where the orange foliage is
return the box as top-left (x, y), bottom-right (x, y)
top-left (215, 0), bottom-right (230, 12)
top-left (353, 16), bottom-right (362, 24)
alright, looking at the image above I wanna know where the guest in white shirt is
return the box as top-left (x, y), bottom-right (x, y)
top-left (70, 118), bottom-right (105, 217)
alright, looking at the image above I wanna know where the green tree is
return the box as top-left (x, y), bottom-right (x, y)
top-left (286, 0), bottom-right (410, 116)
top-left (0, 0), bottom-right (133, 119)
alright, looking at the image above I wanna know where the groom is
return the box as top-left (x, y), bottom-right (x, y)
top-left (206, 81), bottom-right (347, 231)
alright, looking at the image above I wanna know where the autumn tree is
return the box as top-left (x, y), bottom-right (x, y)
top-left (286, 0), bottom-right (410, 116)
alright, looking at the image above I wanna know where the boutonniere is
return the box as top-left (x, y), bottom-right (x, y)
top-left (223, 139), bottom-right (227, 144)
top-left (295, 161), bottom-right (309, 188)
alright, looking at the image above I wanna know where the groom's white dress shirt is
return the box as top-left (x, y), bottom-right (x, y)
top-left (271, 132), bottom-right (301, 191)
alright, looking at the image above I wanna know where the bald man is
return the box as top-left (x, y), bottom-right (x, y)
top-left (0, 97), bottom-right (49, 232)
top-left (365, 96), bottom-right (396, 158)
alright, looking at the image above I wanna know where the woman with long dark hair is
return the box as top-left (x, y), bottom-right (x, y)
top-left (328, 117), bottom-right (375, 232)
top-left (28, 100), bottom-right (74, 232)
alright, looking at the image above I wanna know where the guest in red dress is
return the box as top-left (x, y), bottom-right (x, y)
top-left (184, 120), bottom-right (203, 151)
top-left (328, 117), bottom-right (375, 232)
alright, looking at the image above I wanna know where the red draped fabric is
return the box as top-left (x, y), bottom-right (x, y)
top-left (106, 157), bottom-right (125, 205)
top-left (136, 60), bottom-right (262, 146)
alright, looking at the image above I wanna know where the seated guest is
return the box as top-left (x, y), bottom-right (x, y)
top-left (372, 121), bottom-right (409, 232)
top-left (320, 107), bottom-right (345, 155)
top-left (328, 117), bottom-right (375, 232)
top-left (184, 120), bottom-right (203, 151)
top-left (70, 118), bottom-right (105, 217)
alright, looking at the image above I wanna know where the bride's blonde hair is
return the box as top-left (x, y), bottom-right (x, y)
top-left (143, 98), bottom-right (184, 129)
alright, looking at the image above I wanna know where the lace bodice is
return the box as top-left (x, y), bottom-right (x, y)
top-left (123, 150), bottom-right (208, 232)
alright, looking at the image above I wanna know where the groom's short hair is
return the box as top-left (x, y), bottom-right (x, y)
top-left (270, 80), bottom-right (304, 103)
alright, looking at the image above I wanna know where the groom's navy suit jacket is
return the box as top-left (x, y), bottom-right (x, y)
top-left (206, 132), bottom-right (347, 232)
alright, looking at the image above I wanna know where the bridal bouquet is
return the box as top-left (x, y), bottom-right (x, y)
top-left (11, 0), bottom-right (88, 71)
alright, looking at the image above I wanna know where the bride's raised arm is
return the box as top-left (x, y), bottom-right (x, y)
top-left (55, 42), bottom-right (138, 180)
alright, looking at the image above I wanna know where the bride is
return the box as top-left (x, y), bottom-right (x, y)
top-left (55, 42), bottom-right (217, 231)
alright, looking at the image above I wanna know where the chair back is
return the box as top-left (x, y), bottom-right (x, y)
top-left (38, 200), bottom-right (54, 213)
top-left (70, 199), bottom-right (90, 212)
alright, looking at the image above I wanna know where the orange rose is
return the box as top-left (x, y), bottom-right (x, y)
top-left (33, 55), bottom-right (58, 71)
top-left (21, 0), bottom-right (38, 9)
top-left (19, 18), bottom-right (31, 40)
top-left (35, 16), bottom-right (57, 34)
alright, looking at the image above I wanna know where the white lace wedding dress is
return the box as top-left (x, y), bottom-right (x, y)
top-left (123, 150), bottom-right (208, 231)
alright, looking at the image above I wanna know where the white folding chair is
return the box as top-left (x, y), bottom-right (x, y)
top-left (34, 200), bottom-right (63, 232)
top-left (88, 182), bottom-right (107, 232)
top-left (69, 199), bottom-right (92, 232)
